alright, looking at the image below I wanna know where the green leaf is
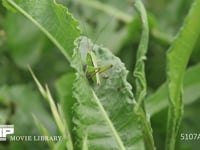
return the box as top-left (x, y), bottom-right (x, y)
top-left (5, 13), bottom-right (46, 69)
top-left (55, 73), bottom-right (76, 133)
top-left (146, 63), bottom-right (200, 116)
top-left (29, 69), bottom-right (73, 150)
top-left (132, 1), bottom-right (155, 149)
top-left (72, 36), bottom-right (144, 150)
top-left (53, 138), bottom-right (67, 150)
top-left (166, 0), bottom-right (200, 149)
top-left (82, 132), bottom-right (89, 150)
top-left (180, 99), bottom-right (200, 150)
top-left (3, 0), bottom-right (81, 61)
top-left (2, 0), bottom-right (17, 12)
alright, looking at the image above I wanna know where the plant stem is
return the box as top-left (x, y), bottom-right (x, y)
top-left (165, 0), bottom-right (200, 149)
top-left (75, 0), bottom-right (172, 47)
top-left (133, 0), bottom-right (156, 149)
top-left (75, 0), bottom-right (132, 23)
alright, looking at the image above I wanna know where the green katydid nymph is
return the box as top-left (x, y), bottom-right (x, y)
top-left (83, 50), bottom-right (113, 85)
top-left (80, 20), bottom-right (113, 85)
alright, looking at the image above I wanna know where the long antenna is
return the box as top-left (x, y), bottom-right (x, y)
top-left (92, 16), bottom-right (114, 50)
top-left (81, 16), bottom-right (113, 51)
top-left (81, 22), bottom-right (91, 50)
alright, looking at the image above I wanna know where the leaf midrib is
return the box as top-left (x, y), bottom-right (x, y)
top-left (91, 90), bottom-right (126, 150)
top-left (6, 0), bottom-right (71, 61)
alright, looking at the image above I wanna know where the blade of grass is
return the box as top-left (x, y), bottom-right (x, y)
top-left (57, 104), bottom-right (74, 150)
top-left (29, 67), bottom-right (73, 150)
top-left (165, 0), bottom-right (200, 149)
top-left (45, 86), bottom-right (65, 135)
top-left (133, 0), bottom-right (155, 149)
top-left (33, 115), bottom-right (55, 149)
top-left (28, 66), bottom-right (47, 99)
top-left (45, 86), bottom-right (73, 150)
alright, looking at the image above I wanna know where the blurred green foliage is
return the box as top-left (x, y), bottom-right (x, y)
top-left (0, 0), bottom-right (200, 149)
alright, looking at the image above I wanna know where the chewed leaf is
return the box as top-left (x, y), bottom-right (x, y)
top-left (71, 36), bottom-right (144, 150)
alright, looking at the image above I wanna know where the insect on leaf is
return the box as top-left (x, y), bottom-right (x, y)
top-left (81, 39), bottom-right (113, 85)
top-left (71, 36), bottom-right (145, 150)
top-left (86, 51), bottom-right (101, 84)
